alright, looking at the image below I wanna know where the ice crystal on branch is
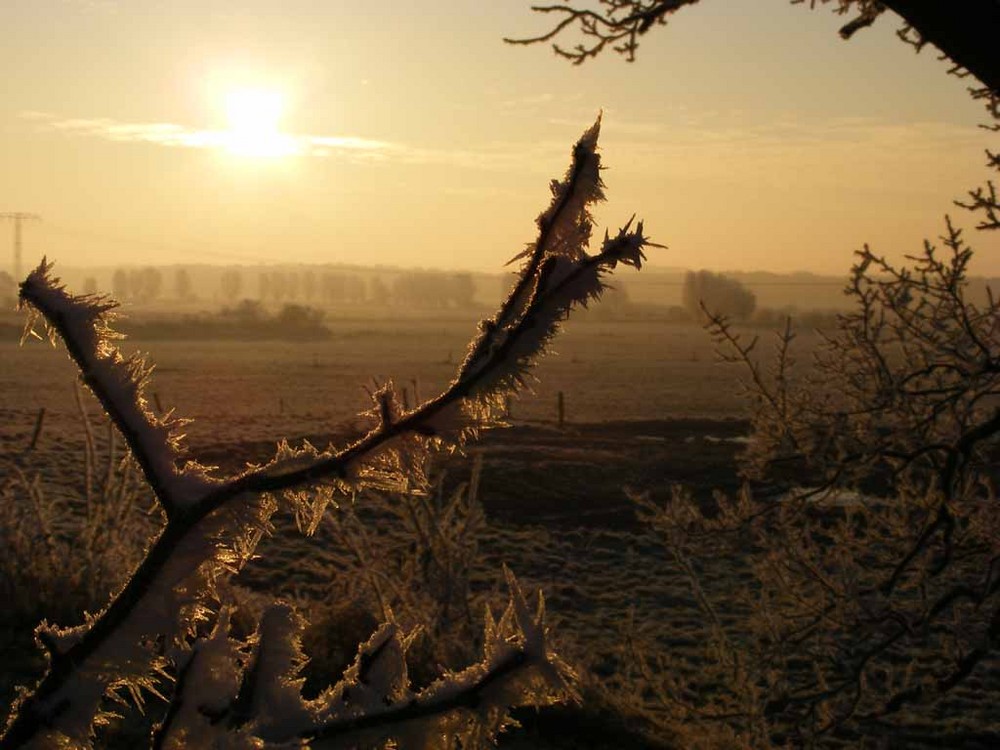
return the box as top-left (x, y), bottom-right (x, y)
top-left (459, 116), bottom-right (657, 403)
top-left (18, 262), bottom-right (217, 517)
top-left (152, 574), bottom-right (572, 750)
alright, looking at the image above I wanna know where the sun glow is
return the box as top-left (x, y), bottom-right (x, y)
top-left (222, 87), bottom-right (298, 158)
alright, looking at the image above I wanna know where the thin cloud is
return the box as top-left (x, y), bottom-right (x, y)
top-left (22, 111), bottom-right (392, 161)
top-left (19, 111), bottom-right (567, 171)
top-left (61, 0), bottom-right (117, 11)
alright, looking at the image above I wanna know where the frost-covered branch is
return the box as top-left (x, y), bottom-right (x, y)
top-left (153, 571), bottom-right (573, 749)
top-left (2, 116), bottom-right (654, 748)
top-left (17, 275), bottom-right (216, 519)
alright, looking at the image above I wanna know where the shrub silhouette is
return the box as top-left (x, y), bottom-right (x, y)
top-left (1, 117), bottom-right (656, 748)
top-left (628, 215), bottom-right (1000, 746)
top-left (681, 270), bottom-right (756, 322)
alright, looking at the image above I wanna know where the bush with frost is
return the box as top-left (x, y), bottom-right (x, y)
top-left (629, 213), bottom-right (1000, 745)
top-left (317, 455), bottom-right (488, 674)
top-left (0, 389), bottom-right (155, 716)
top-left (0, 389), bottom-right (154, 630)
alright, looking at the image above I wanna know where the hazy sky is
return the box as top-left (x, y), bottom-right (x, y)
top-left (1, 0), bottom-right (998, 276)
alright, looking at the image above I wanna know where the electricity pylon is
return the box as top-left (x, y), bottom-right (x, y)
top-left (0, 212), bottom-right (41, 281)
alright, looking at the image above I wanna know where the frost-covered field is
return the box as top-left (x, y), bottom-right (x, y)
top-left (0, 319), bottom-right (757, 725)
top-left (7, 320), bottom-right (993, 746)
top-left (0, 319), bottom-right (781, 449)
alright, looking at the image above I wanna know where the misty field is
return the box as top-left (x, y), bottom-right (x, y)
top-left (0, 318), bottom-right (766, 446)
top-left (3, 317), bottom-right (998, 748)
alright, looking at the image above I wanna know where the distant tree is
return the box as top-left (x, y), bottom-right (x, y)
top-left (302, 269), bottom-right (317, 301)
top-left (368, 275), bottom-right (391, 306)
top-left (82, 277), bottom-right (98, 296)
top-left (174, 268), bottom-right (193, 301)
top-left (449, 272), bottom-right (476, 307)
top-left (220, 268), bottom-right (242, 301)
top-left (111, 268), bottom-right (129, 301)
top-left (128, 269), bottom-right (142, 301)
top-left (287, 270), bottom-right (301, 301)
top-left (124, 268), bottom-right (162, 303)
top-left (321, 271), bottom-right (346, 303)
top-left (393, 272), bottom-right (432, 308)
top-left (682, 269), bottom-right (755, 321)
top-left (393, 271), bottom-right (477, 308)
top-left (271, 271), bottom-right (288, 302)
top-left (139, 267), bottom-right (163, 303)
top-left (345, 274), bottom-right (366, 304)
top-left (391, 273), bottom-right (414, 306)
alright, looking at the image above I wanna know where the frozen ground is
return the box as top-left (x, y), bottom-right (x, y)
top-left (2, 320), bottom-right (997, 747)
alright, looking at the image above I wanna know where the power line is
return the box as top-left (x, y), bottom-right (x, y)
top-left (0, 212), bottom-right (41, 281)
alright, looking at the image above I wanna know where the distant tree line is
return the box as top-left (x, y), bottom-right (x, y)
top-left (681, 269), bottom-right (756, 321)
top-left (391, 271), bottom-right (475, 308)
top-left (111, 267), bottom-right (164, 303)
top-left (254, 269), bottom-right (478, 308)
top-left (97, 266), bottom-right (481, 309)
top-left (95, 268), bottom-right (191, 303)
top-left (71, 266), bottom-right (847, 330)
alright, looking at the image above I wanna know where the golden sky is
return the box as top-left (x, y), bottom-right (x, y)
top-left (1, 0), bottom-right (998, 276)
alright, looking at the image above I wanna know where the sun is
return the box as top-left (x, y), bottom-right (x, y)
top-left (221, 87), bottom-right (298, 158)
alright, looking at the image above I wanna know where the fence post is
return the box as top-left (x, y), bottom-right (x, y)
top-left (557, 391), bottom-right (565, 429)
top-left (28, 407), bottom-right (46, 450)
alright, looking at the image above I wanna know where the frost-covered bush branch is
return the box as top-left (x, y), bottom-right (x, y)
top-left (320, 456), bottom-right (487, 668)
top-left (2, 116), bottom-right (655, 748)
top-left (629, 223), bottom-right (1000, 745)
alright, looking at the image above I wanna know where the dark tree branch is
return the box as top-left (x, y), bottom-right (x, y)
top-left (880, 0), bottom-right (1000, 98)
top-left (511, 0), bottom-right (1000, 102)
